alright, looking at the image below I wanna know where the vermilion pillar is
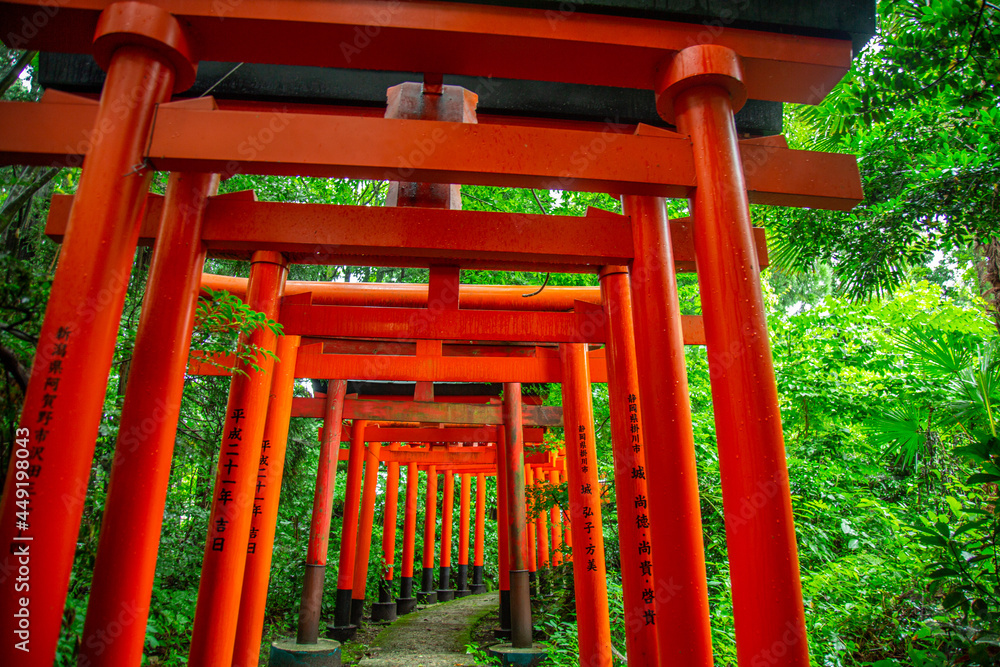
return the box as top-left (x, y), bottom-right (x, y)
top-left (535, 468), bottom-right (550, 580)
top-left (560, 343), bottom-right (612, 667)
top-left (471, 472), bottom-right (487, 594)
top-left (496, 429), bottom-right (512, 639)
top-left (525, 465), bottom-right (538, 585)
top-left (623, 198), bottom-right (714, 663)
top-left (419, 464), bottom-right (439, 604)
top-left (600, 266), bottom-right (661, 665)
top-left (79, 171), bottom-right (216, 667)
top-left (549, 470), bottom-right (563, 567)
top-left (0, 6), bottom-right (195, 664)
top-left (189, 251), bottom-right (287, 666)
top-left (398, 461), bottom-right (420, 614)
top-left (659, 44), bottom-right (809, 666)
top-left (330, 419), bottom-right (368, 636)
top-left (373, 448), bottom-right (401, 622)
top-left (297, 381), bottom-right (348, 644)
top-left (233, 334), bottom-right (302, 667)
top-left (437, 472), bottom-right (457, 600)
top-left (351, 439), bottom-right (384, 626)
top-left (503, 384), bottom-right (533, 648)
top-left (456, 472), bottom-right (472, 597)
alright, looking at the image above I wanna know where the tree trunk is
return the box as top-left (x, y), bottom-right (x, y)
top-left (974, 237), bottom-right (1000, 336)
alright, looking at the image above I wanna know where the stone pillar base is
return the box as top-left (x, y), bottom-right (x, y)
top-left (325, 624), bottom-right (357, 643)
top-left (487, 644), bottom-right (547, 667)
top-left (396, 597), bottom-right (418, 615)
top-left (371, 601), bottom-right (397, 623)
top-left (271, 638), bottom-right (342, 666)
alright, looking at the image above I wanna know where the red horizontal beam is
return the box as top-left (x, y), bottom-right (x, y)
top-left (47, 197), bottom-right (771, 272)
top-left (279, 303), bottom-right (606, 344)
top-left (0, 0), bottom-right (852, 103)
top-left (334, 426), bottom-right (547, 444)
top-left (46, 196), bottom-right (638, 272)
top-left (330, 446), bottom-right (551, 467)
top-left (5, 100), bottom-right (863, 209)
top-left (292, 397), bottom-right (562, 426)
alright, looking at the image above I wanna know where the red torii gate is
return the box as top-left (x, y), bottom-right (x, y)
top-left (0, 2), bottom-right (866, 666)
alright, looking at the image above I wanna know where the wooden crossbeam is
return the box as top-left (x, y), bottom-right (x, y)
top-left (0, 0), bottom-right (852, 102)
top-left (3, 100), bottom-right (864, 208)
top-left (46, 196), bottom-right (769, 272)
top-left (291, 396), bottom-right (562, 426)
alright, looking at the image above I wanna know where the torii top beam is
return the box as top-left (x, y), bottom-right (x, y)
top-left (0, 0), bottom-right (853, 102)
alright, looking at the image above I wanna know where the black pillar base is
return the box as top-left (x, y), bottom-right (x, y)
top-left (437, 565), bottom-right (455, 600)
top-left (325, 624), bottom-right (357, 643)
top-left (371, 601), bottom-right (397, 623)
top-left (494, 588), bottom-right (512, 639)
top-left (396, 597), bottom-right (418, 615)
top-left (332, 588), bottom-right (353, 629)
top-left (418, 567), bottom-right (437, 604)
top-left (456, 563), bottom-right (470, 597)
top-left (470, 564), bottom-right (486, 594)
top-left (349, 598), bottom-right (364, 627)
top-left (399, 575), bottom-right (414, 600)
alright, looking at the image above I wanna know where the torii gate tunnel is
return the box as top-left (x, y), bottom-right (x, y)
top-left (0, 1), bottom-right (872, 666)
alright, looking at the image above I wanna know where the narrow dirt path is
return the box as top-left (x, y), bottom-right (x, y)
top-left (358, 592), bottom-right (498, 667)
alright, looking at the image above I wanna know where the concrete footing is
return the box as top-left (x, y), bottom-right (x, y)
top-left (470, 584), bottom-right (487, 594)
top-left (270, 638), bottom-right (342, 666)
top-left (437, 588), bottom-right (456, 601)
top-left (325, 624), bottom-right (357, 643)
top-left (487, 643), bottom-right (547, 666)
top-left (371, 601), bottom-right (397, 623)
top-left (396, 596), bottom-right (418, 615)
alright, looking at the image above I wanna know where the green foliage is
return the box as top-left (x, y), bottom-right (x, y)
top-left (191, 286), bottom-right (285, 376)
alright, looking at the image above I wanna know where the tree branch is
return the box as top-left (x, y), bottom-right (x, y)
top-left (0, 343), bottom-right (28, 392)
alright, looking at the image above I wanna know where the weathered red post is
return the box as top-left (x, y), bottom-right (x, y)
top-left (233, 334), bottom-right (302, 667)
top-left (535, 467), bottom-right (550, 593)
top-left (296, 381), bottom-right (347, 644)
top-left (658, 44), bottom-right (810, 666)
top-left (525, 465), bottom-right (538, 593)
top-left (0, 6), bottom-right (196, 663)
top-left (351, 439), bottom-right (384, 626)
top-left (437, 471), bottom-right (457, 600)
top-left (456, 472), bottom-right (473, 597)
top-left (624, 192), bottom-right (715, 664)
top-left (189, 251), bottom-right (287, 666)
top-left (560, 343), bottom-right (612, 667)
top-left (495, 427), bottom-right (512, 639)
top-left (397, 461), bottom-right (420, 614)
top-left (599, 265), bottom-right (661, 665)
top-left (501, 383), bottom-right (537, 653)
top-left (372, 447), bottom-right (401, 622)
top-left (471, 472), bottom-right (488, 594)
top-left (329, 419), bottom-right (368, 639)
top-left (418, 464), bottom-right (439, 604)
top-left (80, 171), bottom-right (217, 667)
top-left (549, 470), bottom-right (563, 567)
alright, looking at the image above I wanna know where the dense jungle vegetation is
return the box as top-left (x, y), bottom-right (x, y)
top-left (1, 0), bottom-right (1000, 665)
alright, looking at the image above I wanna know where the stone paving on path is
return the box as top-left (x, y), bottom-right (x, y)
top-left (358, 592), bottom-right (498, 667)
